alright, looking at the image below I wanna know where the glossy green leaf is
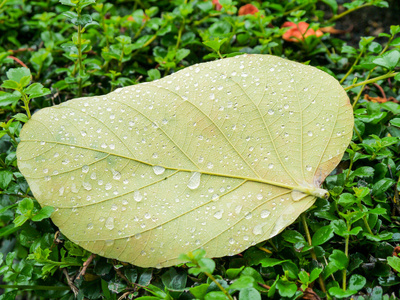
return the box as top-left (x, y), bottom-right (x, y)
top-left (311, 225), bottom-right (334, 246)
top-left (387, 256), bottom-right (400, 272)
top-left (348, 274), bottom-right (366, 291)
top-left (328, 287), bottom-right (357, 298)
top-left (17, 54), bottom-right (353, 267)
top-left (239, 288), bottom-right (261, 300)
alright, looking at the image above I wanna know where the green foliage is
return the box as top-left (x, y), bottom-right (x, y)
top-left (1, 0), bottom-right (400, 299)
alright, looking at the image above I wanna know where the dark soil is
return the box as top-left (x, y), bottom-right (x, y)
top-left (333, 0), bottom-right (400, 46)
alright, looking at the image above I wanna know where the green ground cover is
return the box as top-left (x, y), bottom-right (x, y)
top-left (1, 0), bottom-right (400, 299)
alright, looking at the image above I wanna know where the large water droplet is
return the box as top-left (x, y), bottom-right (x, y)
top-left (307, 131), bottom-right (313, 137)
top-left (187, 172), bottom-right (201, 190)
top-left (268, 109), bottom-right (274, 115)
top-left (83, 182), bottom-right (92, 191)
top-left (112, 170), bottom-right (121, 180)
top-left (82, 165), bottom-right (89, 173)
top-left (253, 224), bottom-right (263, 235)
top-left (153, 166), bottom-right (165, 175)
top-left (245, 212), bottom-right (252, 219)
top-left (214, 210), bottom-right (223, 219)
top-left (87, 223), bottom-right (93, 230)
top-left (306, 165), bottom-right (312, 171)
top-left (261, 210), bottom-right (271, 218)
top-left (105, 217), bottom-right (114, 230)
top-left (105, 239), bottom-right (114, 246)
top-left (134, 190), bottom-right (143, 202)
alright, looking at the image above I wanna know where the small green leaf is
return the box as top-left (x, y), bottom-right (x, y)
top-left (372, 178), bottom-right (395, 196)
top-left (282, 230), bottom-right (306, 244)
top-left (13, 215), bottom-right (29, 227)
top-left (387, 256), bottom-right (400, 272)
top-left (348, 274), bottom-right (366, 291)
top-left (239, 287), bottom-right (261, 300)
top-left (161, 267), bottom-right (187, 291)
top-left (204, 291), bottom-right (229, 300)
top-left (298, 270), bottom-right (309, 284)
top-left (312, 225), bottom-right (334, 246)
top-left (372, 50), bottom-right (400, 70)
top-left (1, 80), bottom-right (20, 90)
top-left (203, 37), bottom-right (228, 52)
top-left (13, 113), bottom-right (29, 123)
top-left (197, 258), bottom-right (215, 274)
top-left (190, 283), bottom-right (209, 299)
top-left (276, 279), bottom-right (297, 297)
top-left (31, 206), bottom-right (54, 222)
top-left (390, 25), bottom-right (400, 36)
top-left (226, 266), bottom-right (244, 279)
top-left (175, 48), bottom-right (190, 62)
top-left (147, 69), bottom-right (161, 81)
top-left (329, 287), bottom-right (357, 298)
top-left (228, 276), bottom-right (255, 290)
top-left (349, 167), bottom-right (374, 181)
top-left (390, 118), bottom-right (400, 127)
top-left (309, 268), bottom-right (322, 282)
top-left (138, 269), bottom-right (152, 286)
top-left (116, 35), bottom-right (132, 44)
top-left (6, 67), bottom-right (31, 83)
top-left (18, 198), bottom-right (34, 215)
top-left (329, 250), bottom-right (348, 270)
top-left (337, 193), bottom-right (357, 206)
top-left (320, 0), bottom-right (338, 13)
top-left (59, 0), bottom-right (77, 7)
top-left (0, 170), bottom-right (13, 189)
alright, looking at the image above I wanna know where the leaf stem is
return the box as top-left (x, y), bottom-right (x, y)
top-left (340, 50), bottom-right (364, 84)
top-left (327, 3), bottom-right (372, 23)
top-left (204, 272), bottom-right (233, 300)
top-left (342, 223), bottom-right (351, 291)
top-left (21, 92), bottom-right (32, 119)
top-left (300, 214), bottom-right (327, 295)
top-left (353, 126), bottom-right (363, 142)
top-left (77, 24), bottom-right (83, 97)
top-left (344, 72), bottom-right (398, 91)
top-left (0, 0), bottom-right (7, 11)
top-left (358, 203), bottom-right (374, 235)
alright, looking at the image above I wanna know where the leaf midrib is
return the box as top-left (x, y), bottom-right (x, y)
top-left (22, 138), bottom-right (311, 193)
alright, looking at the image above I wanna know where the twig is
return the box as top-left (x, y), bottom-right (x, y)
top-left (113, 264), bottom-right (132, 285)
top-left (6, 56), bottom-right (28, 68)
top-left (76, 253), bottom-right (96, 279)
top-left (63, 269), bottom-right (79, 297)
top-left (257, 282), bottom-right (271, 290)
top-left (9, 47), bottom-right (35, 53)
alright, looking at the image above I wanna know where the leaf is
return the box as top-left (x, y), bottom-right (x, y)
top-left (348, 274), bottom-right (366, 291)
top-left (373, 50), bottom-right (400, 70)
top-left (31, 206), bottom-right (55, 222)
top-left (328, 287), bottom-right (357, 298)
top-left (17, 54), bottom-right (353, 267)
top-left (6, 67), bottom-right (31, 83)
top-left (239, 288), bottom-right (261, 300)
top-left (0, 170), bottom-right (13, 190)
top-left (387, 256), bottom-right (400, 272)
top-left (329, 250), bottom-right (348, 270)
top-left (311, 225), bottom-right (334, 246)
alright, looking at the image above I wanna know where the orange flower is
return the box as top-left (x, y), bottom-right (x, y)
top-left (212, 0), bottom-right (222, 11)
top-left (282, 21), bottom-right (323, 42)
top-left (238, 4), bottom-right (259, 15)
